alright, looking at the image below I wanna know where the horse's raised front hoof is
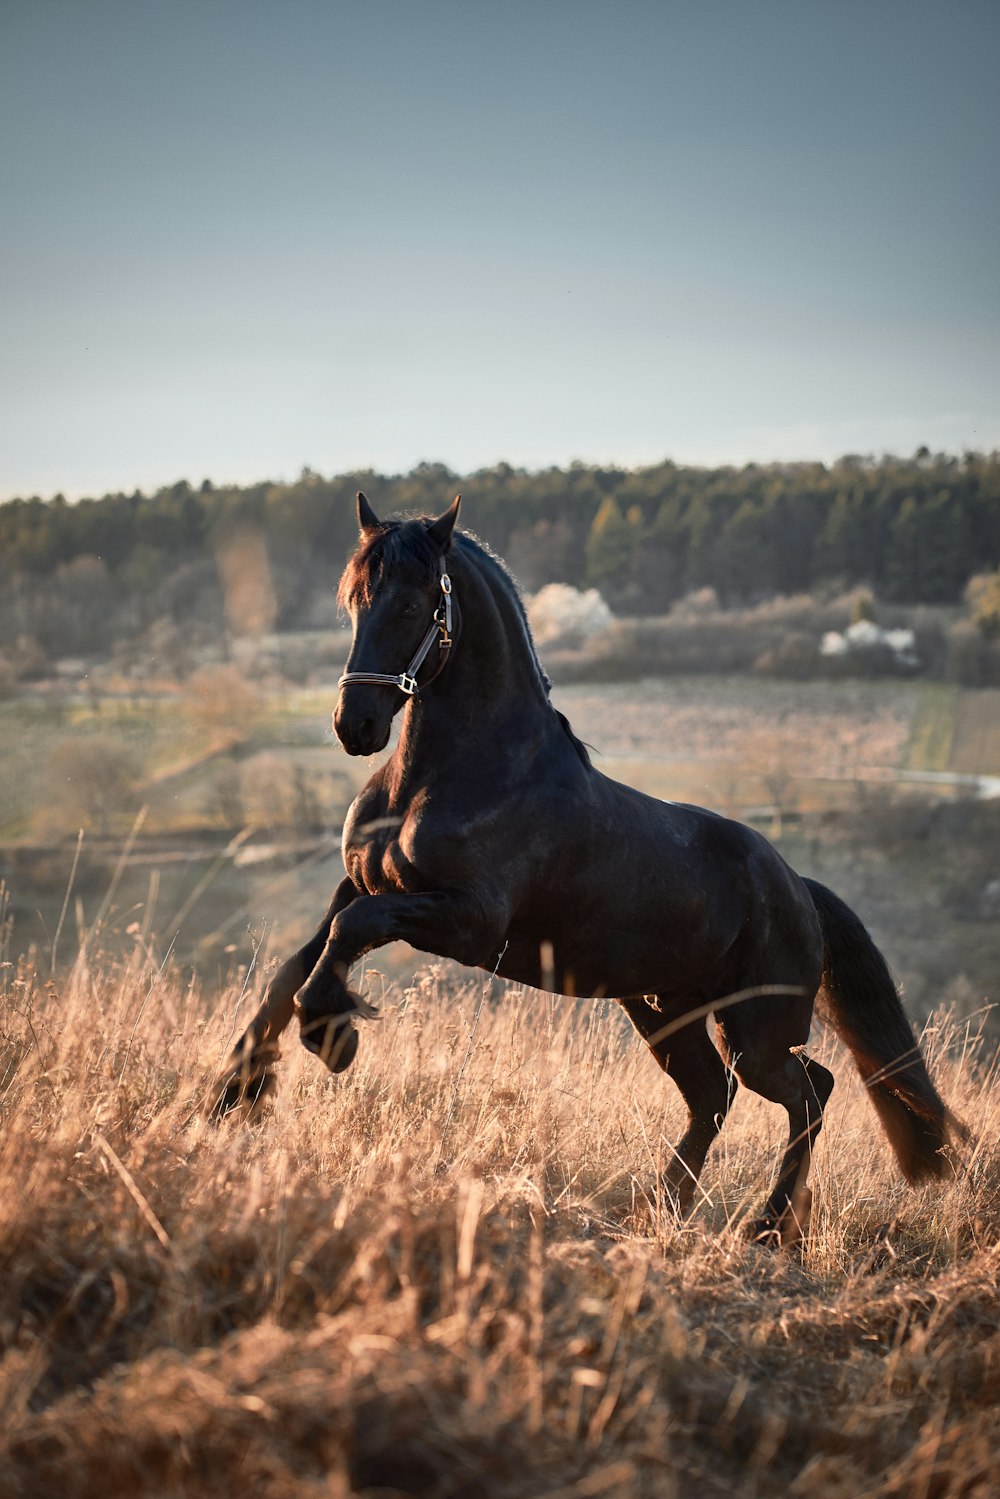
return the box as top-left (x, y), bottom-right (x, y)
top-left (299, 1016), bottom-right (360, 1073)
top-left (206, 1059), bottom-right (277, 1123)
top-left (296, 962), bottom-right (372, 1073)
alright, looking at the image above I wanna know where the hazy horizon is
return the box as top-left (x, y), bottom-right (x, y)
top-left (6, 444), bottom-right (1000, 509)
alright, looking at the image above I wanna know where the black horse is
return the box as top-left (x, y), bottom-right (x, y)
top-left (211, 493), bottom-right (961, 1241)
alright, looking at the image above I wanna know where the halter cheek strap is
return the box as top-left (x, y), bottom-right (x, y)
top-left (338, 556), bottom-right (454, 697)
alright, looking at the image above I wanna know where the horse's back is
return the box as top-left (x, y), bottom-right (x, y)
top-left (496, 766), bottom-right (823, 1000)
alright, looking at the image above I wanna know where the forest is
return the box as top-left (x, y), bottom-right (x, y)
top-left (1, 450), bottom-right (999, 662)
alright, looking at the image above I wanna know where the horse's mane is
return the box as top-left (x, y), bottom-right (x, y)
top-left (338, 516), bottom-right (591, 767)
top-left (338, 518), bottom-right (440, 609)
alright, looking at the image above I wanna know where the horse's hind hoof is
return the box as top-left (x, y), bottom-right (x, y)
top-left (746, 1186), bottom-right (813, 1249)
top-left (301, 1019), bottom-right (359, 1073)
top-left (745, 1219), bottom-right (782, 1250)
top-left (206, 1062), bottom-right (277, 1123)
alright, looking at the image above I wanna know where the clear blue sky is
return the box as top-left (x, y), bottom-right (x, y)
top-left (2, 0), bottom-right (998, 500)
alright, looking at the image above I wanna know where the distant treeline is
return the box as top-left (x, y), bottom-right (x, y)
top-left (1, 451), bottom-right (998, 658)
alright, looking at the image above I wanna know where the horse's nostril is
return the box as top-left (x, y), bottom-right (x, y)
top-left (334, 708), bottom-right (379, 754)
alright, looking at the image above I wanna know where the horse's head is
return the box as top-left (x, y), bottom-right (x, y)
top-left (334, 492), bottom-right (461, 755)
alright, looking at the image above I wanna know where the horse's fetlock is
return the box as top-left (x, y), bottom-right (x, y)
top-left (298, 1010), bottom-right (360, 1073)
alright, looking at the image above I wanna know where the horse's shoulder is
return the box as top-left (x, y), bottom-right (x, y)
top-left (342, 768), bottom-right (390, 842)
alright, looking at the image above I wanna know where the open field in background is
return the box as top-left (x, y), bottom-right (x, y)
top-left (950, 688), bottom-right (1000, 774)
top-left (2, 674), bottom-right (1000, 1023)
top-left (556, 677), bottom-right (1000, 792)
top-left (554, 677), bottom-right (920, 811)
top-left (1, 944), bottom-right (999, 1498)
top-left (9, 675), bottom-right (999, 844)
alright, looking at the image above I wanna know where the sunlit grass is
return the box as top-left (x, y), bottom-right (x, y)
top-left (1, 933), bottom-right (998, 1497)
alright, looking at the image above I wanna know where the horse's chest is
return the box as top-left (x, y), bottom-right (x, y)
top-left (346, 812), bottom-right (425, 896)
top-left (346, 830), bottom-right (401, 894)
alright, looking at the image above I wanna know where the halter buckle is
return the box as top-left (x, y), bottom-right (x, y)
top-left (398, 673), bottom-right (419, 696)
top-left (440, 572), bottom-right (452, 595)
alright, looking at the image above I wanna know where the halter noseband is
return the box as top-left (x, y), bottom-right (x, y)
top-left (338, 555), bottom-right (454, 698)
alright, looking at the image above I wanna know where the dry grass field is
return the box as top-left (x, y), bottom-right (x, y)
top-left (2, 927), bottom-right (999, 1499)
top-left (3, 674), bottom-right (1000, 1496)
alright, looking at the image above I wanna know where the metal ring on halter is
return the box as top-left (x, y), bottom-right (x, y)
top-left (338, 557), bottom-right (455, 697)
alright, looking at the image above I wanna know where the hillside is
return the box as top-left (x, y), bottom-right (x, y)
top-left (0, 947), bottom-right (997, 1498)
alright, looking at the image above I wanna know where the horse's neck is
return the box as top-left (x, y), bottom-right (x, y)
top-left (391, 553), bottom-right (552, 783)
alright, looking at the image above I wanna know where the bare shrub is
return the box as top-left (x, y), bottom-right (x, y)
top-left (141, 614), bottom-right (194, 679)
top-left (239, 755), bottom-right (323, 833)
top-left (752, 631), bottom-right (818, 678)
top-left (946, 619), bottom-right (1000, 686)
top-left (184, 664), bottom-right (261, 739)
top-left (7, 633), bottom-right (49, 681)
top-left (966, 569), bottom-right (1000, 641)
top-left (759, 756), bottom-right (800, 836)
top-left (215, 525), bottom-right (279, 640)
top-left (850, 588), bottom-right (876, 624)
top-left (35, 736), bottom-right (141, 837)
top-left (204, 760), bottom-right (245, 829)
top-left (670, 586), bottom-right (720, 617)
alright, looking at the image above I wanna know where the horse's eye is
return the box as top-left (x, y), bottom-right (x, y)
top-left (400, 599), bottom-right (420, 618)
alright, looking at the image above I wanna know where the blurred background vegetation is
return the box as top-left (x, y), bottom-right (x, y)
top-left (1, 449), bottom-right (999, 1031)
top-left (1, 450), bottom-right (999, 655)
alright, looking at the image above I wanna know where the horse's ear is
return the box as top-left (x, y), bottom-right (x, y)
top-left (426, 494), bottom-right (462, 551)
top-left (357, 491), bottom-right (380, 533)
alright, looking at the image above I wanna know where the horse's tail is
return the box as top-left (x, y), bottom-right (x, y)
top-left (803, 877), bottom-right (964, 1183)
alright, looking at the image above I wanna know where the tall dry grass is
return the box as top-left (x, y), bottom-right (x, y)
top-left (1, 927), bottom-right (999, 1498)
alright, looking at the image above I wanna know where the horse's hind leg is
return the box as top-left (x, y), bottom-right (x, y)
top-left (207, 876), bottom-right (361, 1119)
top-left (717, 994), bottom-right (833, 1245)
top-left (620, 996), bottom-right (737, 1217)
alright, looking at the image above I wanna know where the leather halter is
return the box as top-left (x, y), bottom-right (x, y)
top-left (338, 555), bottom-right (454, 698)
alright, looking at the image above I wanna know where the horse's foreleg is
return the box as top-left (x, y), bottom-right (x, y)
top-left (295, 889), bottom-right (500, 1068)
top-left (207, 877), bottom-right (362, 1118)
top-left (620, 996), bottom-right (737, 1218)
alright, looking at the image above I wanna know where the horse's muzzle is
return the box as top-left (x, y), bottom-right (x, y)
top-left (334, 699), bottom-right (392, 756)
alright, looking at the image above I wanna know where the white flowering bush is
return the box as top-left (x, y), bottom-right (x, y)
top-left (527, 584), bottom-right (614, 649)
top-left (821, 620), bottom-right (919, 668)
